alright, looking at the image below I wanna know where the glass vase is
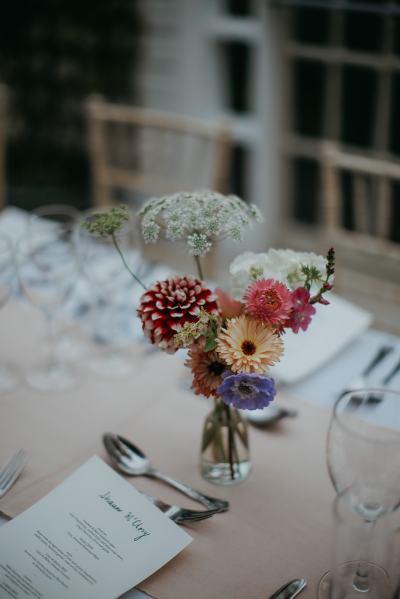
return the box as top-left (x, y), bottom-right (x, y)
top-left (200, 399), bottom-right (251, 485)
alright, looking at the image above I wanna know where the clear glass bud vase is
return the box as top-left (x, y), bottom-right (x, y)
top-left (200, 399), bottom-right (251, 485)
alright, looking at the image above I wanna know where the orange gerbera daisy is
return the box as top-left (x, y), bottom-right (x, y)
top-left (185, 341), bottom-right (227, 397)
top-left (216, 315), bottom-right (283, 374)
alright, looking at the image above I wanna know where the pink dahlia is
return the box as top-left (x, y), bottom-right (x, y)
top-left (287, 287), bottom-right (316, 333)
top-left (244, 278), bottom-right (293, 326)
top-left (137, 276), bottom-right (219, 353)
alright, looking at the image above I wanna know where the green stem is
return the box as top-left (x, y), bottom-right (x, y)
top-left (112, 234), bottom-right (147, 291)
top-left (194, 255), bottom-right (204, 280)
top-left (225, 404), bottom-right (235, 480)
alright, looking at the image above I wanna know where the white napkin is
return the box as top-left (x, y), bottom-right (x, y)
top-left (270, 293), bottom-right (372, 384)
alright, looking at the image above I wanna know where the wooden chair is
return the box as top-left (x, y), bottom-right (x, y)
top-left (321, 142), bottom-right (400, 331)
top-left (0, 84), bottom-right (8, 210)
top-left (86, 95), bottom-right (232, 208)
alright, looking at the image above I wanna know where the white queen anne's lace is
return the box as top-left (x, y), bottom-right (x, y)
top-left (139, 190), bottom-right (263, 256)
top-left (230, 249), bottom-right (330, 299)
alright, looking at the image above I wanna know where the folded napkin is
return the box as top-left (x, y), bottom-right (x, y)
top-left (270, 293), bottom-right (372, 384)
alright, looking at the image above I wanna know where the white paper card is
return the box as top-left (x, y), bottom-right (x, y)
top-left (270, 293), bottom-right (372, 384)
top-left (0, 456), bottom-right (192, 599)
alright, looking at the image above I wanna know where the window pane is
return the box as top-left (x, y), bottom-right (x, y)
top-left (343, 13), bottom-right (383, 53)
top-left (394, 18), bottom-right (400, 56)
top-left (228, 144), bottom-right (248, 199)
top-left (389, 73), bottom-right (400, 156)
top-left (341, 171), bottom-right (355, 231)
top-left (222, 42), bottom-right (252, 113)
top-left (391, 183), bottom-right (400, 243)
top-left (293, 8), bottom-right (330, 45)
top-left (224, 0), bottom-right (253, 17)
top-left (291, 157), bottom-right (319, 224)
top-left (293, 59), bottom-right (326, 137)
top-left (341, 66), bottom-right (377, 148)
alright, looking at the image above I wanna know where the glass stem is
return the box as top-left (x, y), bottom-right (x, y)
top-left (44, 309), bottom-right (59, 369)
top-left (353, 519), bottom-right (377, 593)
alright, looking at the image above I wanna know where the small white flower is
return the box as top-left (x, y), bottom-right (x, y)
top-left (230, 249), bottom-right (329, 299)
top-left (138, 190), bottom-right (263, 256)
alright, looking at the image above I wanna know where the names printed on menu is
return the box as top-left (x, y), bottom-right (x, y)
top-left (0, 456), bottom-right (192, 599)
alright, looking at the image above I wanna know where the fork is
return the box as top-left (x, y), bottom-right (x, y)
top-left (0, 449), bottom-right (27, 498)
top-left (144, 493), bottom-right (221, 525)
top-left (339, 345), bottom-right (394, 401)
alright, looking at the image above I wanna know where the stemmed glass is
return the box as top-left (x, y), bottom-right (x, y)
top-left (16, 224), bottom-right (79, 391)
top-left (0, 233), bottom-right (19, 391)
top-left (75, 208), bottom-right (144, 376)
top-left (318, 388), bottom-right (400, 598)
top-left (28, 204), bottom-right (85, 361)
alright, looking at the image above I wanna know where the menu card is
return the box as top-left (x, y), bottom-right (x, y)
top-left (0, 456), bottom-right (192, 599)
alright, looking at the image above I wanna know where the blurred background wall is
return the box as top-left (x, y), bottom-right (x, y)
top-left (0, 0), bottom-right (140, 210)
top-left (0, 0), bottom-right (399, 329)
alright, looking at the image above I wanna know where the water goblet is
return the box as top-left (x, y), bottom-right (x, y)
top-left (318, 388), bottom-right (400, 598)
top-left (0, 233), bottom-right (19, 391)
top-left (16, 231), bottom-right (79, 391)
top-left (319, 487), bottom-right (393, 599)
top-left (28, 204), bottom-right (87, 360)
top-left (74, 208), bottom-right (144, 376)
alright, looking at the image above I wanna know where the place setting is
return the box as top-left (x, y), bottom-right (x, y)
top-left (1, 190), bottom-right (400, 599)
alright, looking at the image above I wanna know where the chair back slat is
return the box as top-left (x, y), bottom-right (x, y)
top-left (321, 143), bottom-right (400, 256)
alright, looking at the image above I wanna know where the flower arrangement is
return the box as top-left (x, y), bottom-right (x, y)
top-left (83, 191), bottom-right (335, 483)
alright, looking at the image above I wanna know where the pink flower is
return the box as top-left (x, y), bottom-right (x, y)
top-left (244, 279), bottom-right (293, 326)
top-left (288, 287), bottom-right (316, 333)
top-left (215, 288), bottom-right (243, 319)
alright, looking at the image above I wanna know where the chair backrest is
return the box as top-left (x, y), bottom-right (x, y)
top-left (321, 143), bottom-right (400, 253)
top-left (0, 85), bottom-right (8, 210)
top-left (321, 143), bottom-right (400, 332)
top-left (86, 95), bottom-right (232, 208)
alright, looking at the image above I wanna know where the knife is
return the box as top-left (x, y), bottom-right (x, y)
top-left (269, 578), bottom-right (307, 599)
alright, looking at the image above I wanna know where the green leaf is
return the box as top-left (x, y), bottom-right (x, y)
top-left (204, 337), bottom-right (217, 352)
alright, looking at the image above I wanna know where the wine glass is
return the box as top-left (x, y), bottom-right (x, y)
top-left (28, 204), bottom-right (86, 361)
top-left (74, 208), bottom-right (144, 376)
top-left (16, 228), bottom-right (79, 391)
top-left (0, 233), bottom-right (19, 391)
top-left (318, 388), bottom-right (400, 598)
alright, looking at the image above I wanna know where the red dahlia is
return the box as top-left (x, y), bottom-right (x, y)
top-left (137, 276), bottom-right (219, 353)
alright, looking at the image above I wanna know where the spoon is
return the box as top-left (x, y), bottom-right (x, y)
top-left (268, 578), bottom-right (307, 599)
top-left (103, 433), bottom-right (229, 512)
top-left (244, 405), bottom-right (297, 428)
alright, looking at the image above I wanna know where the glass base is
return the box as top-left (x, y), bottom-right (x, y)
top-left (0, 363), bottom-right (19, 393)
top-left (88, 351), bottom-right (134, 377)
top-left (318, 562), bottom-right (391, 599)
top-left (200, 458), bottom-right (251, 485)
top-left (25, 363), bottom-right (78, 392)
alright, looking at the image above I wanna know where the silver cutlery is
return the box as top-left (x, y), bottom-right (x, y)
top-left (245, 405), bottom-right (297, 428)
top-left (382, 357), bottom-right (400, 386)
top-left (339, 345), bottom-right (394, 401)
top-left (144, 493), bottom-right (221, 525)
top-left (268, 578), bottom-right (307, 599)
top-left (0, 449), bottom-right (27, 498)
top-left (103, 433), bottom-right (229, 512)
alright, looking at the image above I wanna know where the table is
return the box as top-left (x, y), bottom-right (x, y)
top-left (1, 304), bottom-right (399, 599)
top-left (1, 207), bottom-right (400, 597)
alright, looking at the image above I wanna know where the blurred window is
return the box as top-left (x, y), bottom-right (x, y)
top-left (274, 1), bottom-right (400, 331)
